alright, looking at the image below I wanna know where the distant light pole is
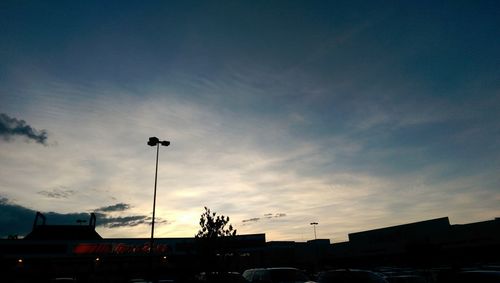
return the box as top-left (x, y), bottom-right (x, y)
top-left (310, 222), bottom-right (318, 240)
top-left (147, 137), bottom-right (170, 255)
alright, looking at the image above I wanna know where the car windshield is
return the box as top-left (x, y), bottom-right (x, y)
top-left (319, 271), bottom-right (387, 283)
top-left (269, 269), bottom-right (310, 282)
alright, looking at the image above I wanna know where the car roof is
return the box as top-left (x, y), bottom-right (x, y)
top-left (247, 267), bottom-right (301, 270)
top-left (322, 269), bottom-right (376, 273)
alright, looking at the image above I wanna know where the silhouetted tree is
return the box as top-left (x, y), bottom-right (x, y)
top-left (195, 206), bottom-right (236, 238)
top-left (195, 207), bottom-right (237, 272)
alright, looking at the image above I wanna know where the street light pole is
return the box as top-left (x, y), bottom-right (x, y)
top-left (148, 137), bottom-right (170, 255)
top-left (310, 222), bottom-right (318, 240)
top-left (151, 141), bottom-right (159, 251)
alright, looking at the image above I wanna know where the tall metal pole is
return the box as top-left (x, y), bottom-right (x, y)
top-left (150, 142), bottom-right (160, 254)
top-left (310, 222), bottom-right (318, 240)
top-left (147, 137), bottom-right (169, 280)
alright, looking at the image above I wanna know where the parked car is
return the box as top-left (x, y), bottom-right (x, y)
top-left (385, 275), bottom-right (428, 283)
top-left (437, 270), bottom-right (500, 283)
top-left (242, 267), bottom-right (314, 283)
top-left (197, 271), bottom-right (248, 283)
top-left (317, 269), bottom-right (388, 283)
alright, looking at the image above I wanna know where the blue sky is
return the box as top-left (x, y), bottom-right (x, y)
top-left (0, 0), bottom-right (499, 242)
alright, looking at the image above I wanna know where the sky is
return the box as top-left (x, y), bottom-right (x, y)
top-left (0, 0), bottom-right (499, 242)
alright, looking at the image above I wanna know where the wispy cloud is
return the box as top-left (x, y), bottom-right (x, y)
top-left (242, 213), bottom-right (287, 224)
top-left (1, 76), bottom-right (499, 242)
top-left (37, 187), bottom-right (76, 199)
top-left (0, 113), bottom-right (49, 145)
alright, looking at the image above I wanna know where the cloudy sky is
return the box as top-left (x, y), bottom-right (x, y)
top-left (1, 1), bottom-right (499, 242)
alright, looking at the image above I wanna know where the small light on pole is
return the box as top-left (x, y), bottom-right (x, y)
top-left (147, 137), bottom-right (170, 255)
top-left (310, 222), bottom-right (318, 240)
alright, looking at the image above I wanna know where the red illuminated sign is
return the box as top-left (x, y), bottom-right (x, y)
top-left (73, 242), bottom-right (169, 255)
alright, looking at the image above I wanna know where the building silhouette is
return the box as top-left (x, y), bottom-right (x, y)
top-left (1, 213), bottom-right (499, 281)
top-left (327, 217), bottom-right (500, 267)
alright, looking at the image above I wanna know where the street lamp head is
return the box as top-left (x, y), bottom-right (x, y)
top-left (310, 222), bottom-right (318, 225)
top-left (148, 137), bottom-right (170, 147)
top-left (148, 137), bottom-right (160, 146)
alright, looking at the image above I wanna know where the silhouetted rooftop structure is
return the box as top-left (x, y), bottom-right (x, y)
top-left (23, 212), bottom-right (102, 241)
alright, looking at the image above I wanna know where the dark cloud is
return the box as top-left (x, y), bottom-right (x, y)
top-left (242, 213), bottom-right (287, 224)
top-left (37, 188), bottom-right (76, 199)
top-left (43, 211), bottom-right (96, 225)
top-left (95, 203), bottom-right (131, 212)
top-left (0, 197), bottom-right (159, 238)
top-left (41, 211), bottom-right (153, 229)
top-left (0, 113), bottom-right (49, 145)
top-left (90, 215), bottom-right (168, 228)
top-left (242, 217), bottom-right (260, 223)
top-left (0, 197), bottom-right (37, 238)
top-left (93, 213), bottom-right (149, 228)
